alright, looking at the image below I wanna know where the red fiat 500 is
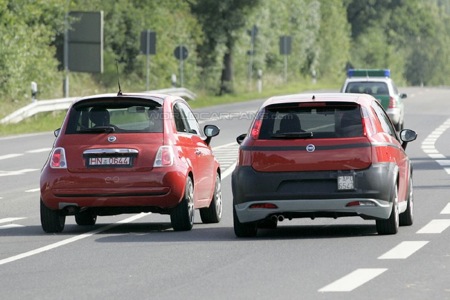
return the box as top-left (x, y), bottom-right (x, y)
top-left (40, 92), bottom-right (222, 233)
top-left (232, 93), bottom-right (417, 237)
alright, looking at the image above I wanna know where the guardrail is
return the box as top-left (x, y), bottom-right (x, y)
top-left (0, 87), bottom-right (196, 124)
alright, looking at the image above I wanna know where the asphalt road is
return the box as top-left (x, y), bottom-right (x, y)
top-left (1, 87), bottom-right (450, 300)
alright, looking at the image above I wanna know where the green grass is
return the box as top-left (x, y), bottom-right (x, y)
top-left (0, 80), bottom-right (339, 137)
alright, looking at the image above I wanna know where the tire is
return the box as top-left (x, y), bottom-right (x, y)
top-left (170, 176), bottom-right (194, 231)
top-left (40, 199), bottom-right (65, 233)
top-left (233, 205), bottom-right (257, 237)
top-left (400, 176), bottom-right (414, 226)
top-left (376, 184), bottom-right (399, 235)
top-left (200, 172), bottom-right (222, 224)
top-left (75, 211), bottom-right (97, 226)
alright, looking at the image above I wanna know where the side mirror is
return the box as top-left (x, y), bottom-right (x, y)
top-left (236, 133), bottom-right (247, 145)
top-left (54, 128), bottom-right (61, 137)
top-left (204, 124), bottom-right (220, 145)
top-left (400, 129), bottom-right (417, 149)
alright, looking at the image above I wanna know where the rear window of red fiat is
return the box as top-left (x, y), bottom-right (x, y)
top-left (258, 102), bottom-right (363, 139)
top-left (65, 98), bottom-right (163, 134)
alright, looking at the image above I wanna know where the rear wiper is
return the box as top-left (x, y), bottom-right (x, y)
top-left (79, 126), bottom-right (116, 133)
top-left (271, 131), bottom-right (313, 139)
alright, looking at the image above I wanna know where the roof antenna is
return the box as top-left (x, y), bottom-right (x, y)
top-left (115, 59), bottom-right (122, 96)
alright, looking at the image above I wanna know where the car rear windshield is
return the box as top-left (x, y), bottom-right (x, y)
top-left (258, 102), bottom-right (363, 139)
top-left (65, 98), bottom-right (163, 134)
top-left (345, 82), bottom-right (389, 95)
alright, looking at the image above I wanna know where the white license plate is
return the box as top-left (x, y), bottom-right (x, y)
top-left (337, 175), bottom-right (355, 190)
top-left (88, 156), bottom-right (131, 166)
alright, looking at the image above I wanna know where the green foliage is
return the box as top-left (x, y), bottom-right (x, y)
top-left (0, 0), bottom-right (449, 121)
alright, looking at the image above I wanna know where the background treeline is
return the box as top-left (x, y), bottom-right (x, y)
top-left (0, 0), bottom-right (449, 111)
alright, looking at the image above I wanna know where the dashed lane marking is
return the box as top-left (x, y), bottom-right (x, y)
top-left (417, 219), bottom-right (450, 234)
top-left (441, 203), bottom-right (450, 214)
top-left (0, 169), bottom-right (39, 177)
top-left (0, 217), bottom-right (26, 230)
top-left (26, 148), bottom-right (52, 154)
top-left (378, 241), bottom-right (429, 259)
top-left (318, 268), bottom-right (387, 292)
top-left (0, 154), bottom-right (23, 160)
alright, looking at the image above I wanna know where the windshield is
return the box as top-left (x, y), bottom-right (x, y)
top-left (65, 99), bottom-right (163, 134)
top-left (258, 102), bottom-right (363, 139)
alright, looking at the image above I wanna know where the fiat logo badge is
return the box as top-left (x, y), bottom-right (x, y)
top-left (108, 136), bottom-right (117, 143)
top-left (306, 144), bottom-right (315, 152)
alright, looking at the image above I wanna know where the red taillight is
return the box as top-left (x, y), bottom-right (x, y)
top-left (154, 146), bottom-right (174, 167)
top-left (50, 148), bottom-right (67, 169)
top-left (388, 96), bottom-right (396, 108)
top-left (249, 203), bottom-right (278, 209)
top-left (250, 119), bottom-right (262, 139)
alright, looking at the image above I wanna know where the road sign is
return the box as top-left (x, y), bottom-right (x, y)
top-left (174, 46), bottom-right (188, 60)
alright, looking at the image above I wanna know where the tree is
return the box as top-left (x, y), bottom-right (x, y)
top-left (188, 0), bottom-right (260, 95)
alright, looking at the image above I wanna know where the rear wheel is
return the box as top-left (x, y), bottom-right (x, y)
top-left (400, 176), bottom-right (414, 226)
top-left (170, 177), bottom-right (194, 231)
top-left (200, 172), bottom-right (222, 223)
top-left (40, 199), bottom-right (65, 233)
top-left (376, 184), bottom-right (399, 235)
top-left (233, 205), bottom-right (257, 237)
top-left (75, 211), bottom-right (97, 226)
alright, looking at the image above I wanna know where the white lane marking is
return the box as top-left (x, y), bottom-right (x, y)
top-left (378, 241), bottom-right (429, 259)
top-left (222, 162), bottom-right (237, 180)
top-left (417, 219), bottom-right (450, 234)
top-left (0, 213), bottom-right (150, 266)
top-left (441, 203), bottom-right (450, 214)
top-left (318, 268), bottom-right (387, 292)
top-left (25, 188), bottom-right (40, 193)
top-left (0, 169), bottom-right (39, 177)
top-left (0, 154), bottom-right (23, 160)
top-left (0, 217), bottom-right (26, 224)
top-left (437, 160), bottom-right (450, 166)
top-left (0, 224), bottom-right (25, 229)
top-left (26, 148), bottom-right (52, 154)
top-left (0, 218), bottom-right (27, 230)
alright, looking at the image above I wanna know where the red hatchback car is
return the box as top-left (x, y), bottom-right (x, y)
top-left (40, 92), bottom-right (222, 233)
top-left (232, 93), bottom-right (417, 237)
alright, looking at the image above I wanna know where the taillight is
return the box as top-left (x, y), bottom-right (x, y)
top-left (50, 147), bottom-right (67, 169)
top-left (249, 203), bottom-right (278, 209)
top-left (154, 146), bottom-right (174, 167)
top-left (388, 96), bottom-right (396, 108)
top-left (250, 110), bottom-right (264, 139)
top-left (250, 119), bottom-right (262, 139)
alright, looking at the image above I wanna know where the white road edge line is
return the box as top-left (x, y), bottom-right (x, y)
top-left (0, 213), bottom-right (150, 266)
top-left (378, 241), bottom-right (429, 259)
top-left (318, 268), bottom-right (387, 292)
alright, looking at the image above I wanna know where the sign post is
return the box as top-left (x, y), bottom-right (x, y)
top-left (174, 45), bottom-right (188, 87)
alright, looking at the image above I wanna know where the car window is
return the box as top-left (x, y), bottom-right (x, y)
top-left (345, 82), bottom-right (389, 95)
top-left (371, 102), bottom-right (398, 138)
top-left (65, 99), bottom-right (163, 134)
top-left (173, 102), bottom-right (202, 135)
top-left (258, 102), bottom-right (363, 139)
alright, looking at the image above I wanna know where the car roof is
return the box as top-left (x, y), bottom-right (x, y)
top-left (262, 92), bottom-right (374, 107)
top-left (344, 77), bottom-right (393, 83)
top-left (73, 92), bottom-right (180, 106)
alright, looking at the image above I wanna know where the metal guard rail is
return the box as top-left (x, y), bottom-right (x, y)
top-left (1, 88), bottom-right (196, 124)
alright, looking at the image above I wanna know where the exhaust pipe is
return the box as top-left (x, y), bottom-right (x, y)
top-left (277, 215), bottom-right (284, 222)
top-left (271, 215), bottom-right (278, 222)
